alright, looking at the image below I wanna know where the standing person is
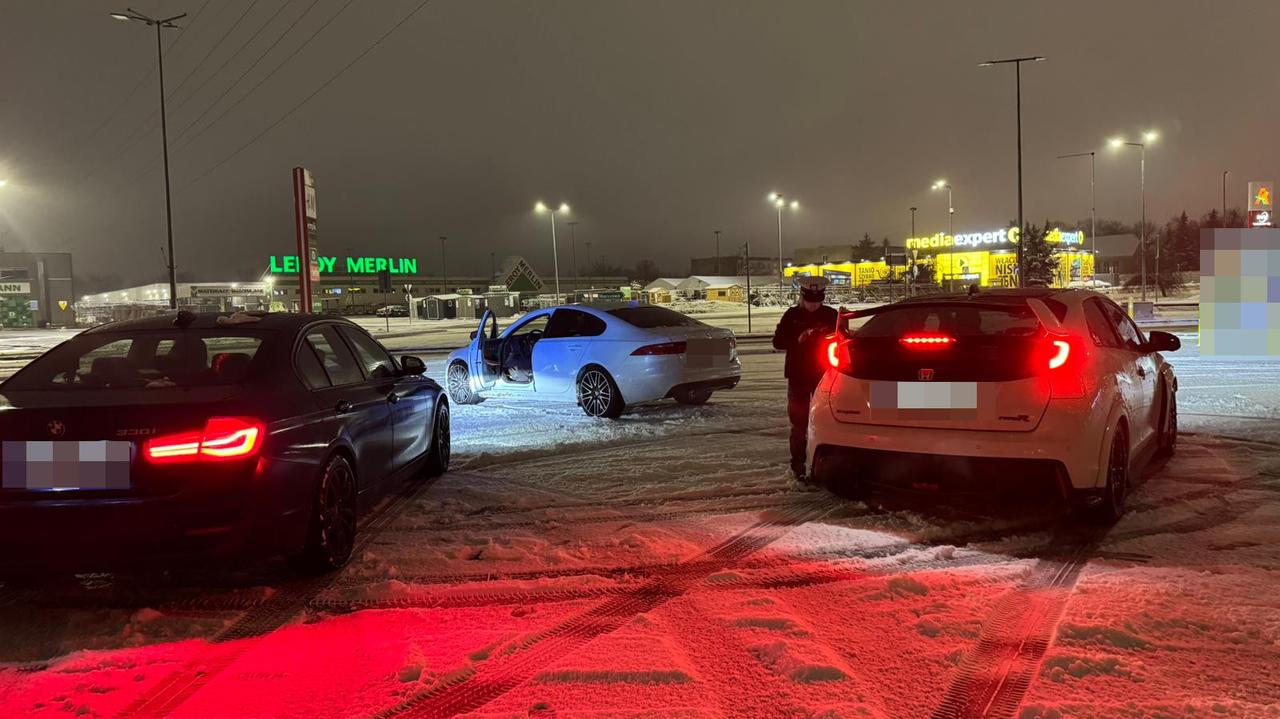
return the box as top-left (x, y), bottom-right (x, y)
top-left (772, 276), bottom-right (837, 480)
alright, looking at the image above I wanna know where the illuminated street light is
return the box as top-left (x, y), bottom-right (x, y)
top-left (534, 200), bottom-right (570, 301)
top-left (0, 180), bottom-right (8, 189)
top-left (932, 181), bottom-right (955, 290)
top-left (1109, 131), bottom-right (1158, 300)
top-left (768, 192), bottom-right (799, 288)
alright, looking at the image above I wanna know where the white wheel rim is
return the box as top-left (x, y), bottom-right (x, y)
top-left (579, 370), bottom-right (612, 416)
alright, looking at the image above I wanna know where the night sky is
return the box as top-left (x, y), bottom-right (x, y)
top-left (2, 0), bottom-right (1277, 287)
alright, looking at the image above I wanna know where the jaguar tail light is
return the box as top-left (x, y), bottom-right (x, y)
top-left (632, 341), bottom-right (687, 356)
top-left (144, 417), bottom-right (265, 464)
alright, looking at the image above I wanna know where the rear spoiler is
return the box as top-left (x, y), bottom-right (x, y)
top-left (835, 298), bottom-right (1067, 336)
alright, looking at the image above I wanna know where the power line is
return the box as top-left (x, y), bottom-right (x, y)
top-left (180, 0), bottom-right (432, 191)
top-left (168, 0), bottom-right (327, 149)
top-left (167, 0), bottom-right (296, 119)
top-left (91, 0), bottom-right (316, 186)
top-left (166, 0), bottom-right (262, 105)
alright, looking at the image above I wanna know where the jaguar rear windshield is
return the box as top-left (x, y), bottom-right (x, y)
top-left (2, 330), bottom-right (269, 391)
top-left (607, 306), bottom-right (704, 328)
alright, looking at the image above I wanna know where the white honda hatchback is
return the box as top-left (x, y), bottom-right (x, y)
top-left (808, 289), bottom-right (1180, 522)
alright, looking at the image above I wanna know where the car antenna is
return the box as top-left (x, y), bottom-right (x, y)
top-left (173, 310), bottom-right (198, 329)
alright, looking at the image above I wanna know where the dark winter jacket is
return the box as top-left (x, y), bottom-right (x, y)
top-left (772, 304), bottom-right (839, 390)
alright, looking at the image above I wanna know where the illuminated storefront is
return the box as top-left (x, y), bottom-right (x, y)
top-left (785, 227), bottom-right (1095, 288)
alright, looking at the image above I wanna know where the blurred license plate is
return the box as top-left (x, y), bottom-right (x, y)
top-left (1, 441), bottom-right (132, 491)
top-left (686, 338), bottom-right (730, 369)
top-left (870, 382), bottom-right (977, 409)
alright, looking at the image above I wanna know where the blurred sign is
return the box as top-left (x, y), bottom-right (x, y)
top-left (1250, 210), bottom-right (1273, 228)
top-left (0, 282), bottom-right (32, 295)
top-left (191, 285), bottom-right (264, 297)
top-left (292, 167), bottom-right (319, 312)
top-left (1248, 181), bottom-right (1273, 212)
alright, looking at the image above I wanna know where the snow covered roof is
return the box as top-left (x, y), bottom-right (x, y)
top-left (705, 283), bottom-right (744, 290)
top-left (644, 278), bottom-right (682, 290)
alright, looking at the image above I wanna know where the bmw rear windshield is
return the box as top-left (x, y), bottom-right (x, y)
top-left (607, 306), bottom-right (705, 328)
top-left (2, 330), bottom-right (270, 391)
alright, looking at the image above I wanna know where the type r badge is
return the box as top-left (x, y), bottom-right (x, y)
top-left (47, 420), bottom-right (66, 437)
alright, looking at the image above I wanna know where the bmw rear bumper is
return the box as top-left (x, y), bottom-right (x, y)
top-left (0, 458), bottom-right (314, 573)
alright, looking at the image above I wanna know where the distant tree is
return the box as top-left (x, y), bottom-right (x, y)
top-left (1019, 221), bottom-right (1058, 287)
top-left (633, 259), bottom-right (662, 284)
top-left (856, 233), bottom-right (876, 261)
top-left (590, 260), bottom-right (629, 279)
top-left (1223, 207), bottom-right (1247, 228)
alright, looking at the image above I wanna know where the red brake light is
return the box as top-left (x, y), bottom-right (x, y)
top-left (632, 341), bottom-right (687, 356)
top-left (1042, 335), bottom-right (1085, 399)
top-left (1048, 339), bottom-right (1070, 370)
top-left (825, 336), bottom-right (851, 371)
top-left (900, 333), bottom-right (956, 348)
top-left (144, 417), bottom-right (265, 464)
top-left (827, 340), bottom-right (840, 368)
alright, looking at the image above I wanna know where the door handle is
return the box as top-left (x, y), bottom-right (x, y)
top-left (386, 392), bottom-right (400, 403)
top-left (334, 400), bottom-right (353, 413)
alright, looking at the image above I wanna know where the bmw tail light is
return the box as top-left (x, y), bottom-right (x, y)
top-left (632, 341), bottom-right (687, 356)
top-left (144, 417), bottom-right (265, 464)
top-left (1042, 335), bottom-right (1085, 399)
top-left (899, 333), bottom-right (956, 348)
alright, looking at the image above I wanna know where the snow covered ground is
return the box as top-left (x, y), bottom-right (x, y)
top-left (1, 323), bottom-right (1278, 718)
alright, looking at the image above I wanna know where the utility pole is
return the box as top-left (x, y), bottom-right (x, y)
top-left (584, 241), bottom-right (592, 281)
top-left (742, 240), bottom-right (752, 333)
top-left (1222, 170), bottom-right (1228, 222)
top-left (111, 7), bottom-right (186, 309)
top-left (439, 236), bottom-right (448, 293)
top-left (714, 230), bottom-right (722, 275)
top-left (568, 221), bottom-right (579, 293)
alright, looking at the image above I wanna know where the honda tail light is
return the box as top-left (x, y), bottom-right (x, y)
top-left (826, 336), bottom-right (850, 371)
top-left (632, 341), bottom-right (687, 356)
top-left (144, 417), bottom-right (265, 464)
top-left (1042, 335), bottom-right (1085, 399)
top-left (900, 333), bottom-right (956, 348)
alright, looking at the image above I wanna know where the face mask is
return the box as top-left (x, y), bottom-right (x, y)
top-left (801, 288), bottom-right (825, 303)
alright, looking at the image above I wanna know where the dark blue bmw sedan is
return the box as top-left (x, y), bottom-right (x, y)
top-left (0, 311), bottom-right (449, 574)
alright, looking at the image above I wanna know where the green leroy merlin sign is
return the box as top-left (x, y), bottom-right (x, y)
top-left (268, 255), bottom-right (419, 275)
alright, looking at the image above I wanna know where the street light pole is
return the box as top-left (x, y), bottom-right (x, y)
top-left (585, 241), bottom-right (592, 281)
top-left (1222, 170), bottom-right (1228, 221)
top-left (931, 181), bottom-right (953, 290)
top-left (909, 207), bottom-right (917, 238)
top-left (714, 230), bottom-right (721, 275)
top-left (767, 192), bottom-right (799, 292)
top-left (439, 236), bottom-right (447, 293)
top-left (112, 7), bottom-right (186, 309)
top-left (1057, 151), bottom-right (1097, 284)
top-left (1109, 132), bottom-right (1157, 301)
top-left (980, 55), bottom-right (1045, 288)
top-left (534, 201), bottom-right (569, 302)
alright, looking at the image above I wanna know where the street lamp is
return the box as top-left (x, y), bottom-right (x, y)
top-left (767, 192), bottom-right (799, 289)
top-left (931, 180), bottom-right (954, 290)
top-left (714, 230), bottom-right (722, 275)
top-left (979, 55), bottom-right (1045, 288)
top-left (1108, 131), bottom-right (1158, 300)
top-left (909, 206), bottom-right (917, 238)
top-left (111, 7), bottom-right (186, 310)
top-left (0, 180), bottom-right (8, 189)
top-left (1057, 151), bottom-right (1097, 284)
top-left (534, 201), bottom-right (570, 301)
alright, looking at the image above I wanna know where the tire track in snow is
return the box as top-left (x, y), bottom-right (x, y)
top-left (368, 498), bottom-right (836, 718)
top-left (929, 530), bottom-right (1100, 719)
top-left (116, 476), bottom-right (439, 719)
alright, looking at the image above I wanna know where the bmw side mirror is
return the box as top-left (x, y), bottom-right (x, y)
top-left (1144, 331), bottom-right (1180, 353)
top-left (400, 355), bottom-right (426, 375)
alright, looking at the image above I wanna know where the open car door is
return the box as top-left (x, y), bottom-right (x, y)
top-left (469, 310), bottom-right (499, 392)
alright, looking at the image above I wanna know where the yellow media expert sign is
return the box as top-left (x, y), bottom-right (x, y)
top-left (904, 227), bottom-right (1084, 252)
